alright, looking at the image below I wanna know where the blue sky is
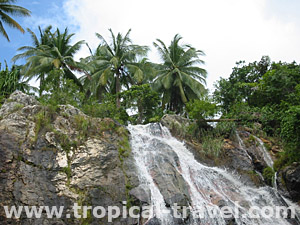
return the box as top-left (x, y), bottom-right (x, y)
top-left (0, 0), bottom-right (73, 67)
top-left (1, 0), bottom-right (300, 90)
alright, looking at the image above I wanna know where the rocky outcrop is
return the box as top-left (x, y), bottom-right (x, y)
top-left (1, 93), bottom-right (299, 224)
top-left (149, 136), bottom-right (191, 208)
top-left (281, 163), bottom-right (300, 202)
top-left (161, 114), bottom-right (193, 139)
top-left (0, 91), bottom-right (139, 224)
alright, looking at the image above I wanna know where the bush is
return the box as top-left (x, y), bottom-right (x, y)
top-left (280, 105), bottom-right (300, 163)
top-left (200, 130), bottom-right (224, 158)
top-left (215, 121), bottom-right (236, 138)
top-left (274, 153), bottom-right (289, 171)
top-left (121, 84), bottom-right (162, 124)
top-left (81, 95), bottom-right (129, 125)
top-left (263, 166), bottom-right (275, 186)
top-left (0, 65), bottom-right (32, 98)
top-left (186, 99), bottom-right (217, 121)
top-left (39, 76), bottom-right (85, 109)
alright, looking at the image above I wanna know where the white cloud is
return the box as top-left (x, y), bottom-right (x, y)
top-left (63, 0), bottom-right (300, 90)
top-left (23, 2), bottom-right (75, 32)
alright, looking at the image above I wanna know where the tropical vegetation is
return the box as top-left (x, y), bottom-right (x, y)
top-left (6, 24), bottom-right (208, 124)
top-left (13, 26), bottom-right (85, 96)
top-left (0, 0), bottom-right (31, 41)
top-left (153, 34), bottom-right (207, 113)
top-left (1, 1), bottom-right (300, 170)
top-left (214, 56), bottom-right (300, 169)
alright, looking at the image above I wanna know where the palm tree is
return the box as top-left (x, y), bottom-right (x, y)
top-left (0, 0), bottom-right (31, 41)
top-left (13, 27), bottom-right (85, 94)
top-left (13, 26), bottom-right (53, 61)
top-left (127, 57), bottom-right (157, 85)
top-left (12, 26), bottom-right (52, 95)
top-left (86, 29), bottom-right (149, 107)
top-left (153, 34), bottom-right (207, 113)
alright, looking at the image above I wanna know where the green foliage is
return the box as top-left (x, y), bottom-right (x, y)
top-left (62, 166), bottom-right (72, 180)
top-left (214, 57), bottom-right (300, 165)
top-left (214, 56), bottom-right (270, 112)
top-left (152, 34), bottom-right (207, 113)
top-left (0, 65), bottom-right (33, 98)
top-left (255, 62), bottom-right (300, 106)
top-left (13, 27), bottom-right (84, 94)
top-left (185, 97), bottom-right (221, 139)
top-left (53, 129), bottom-right (77, 154)
top-left (280, 105), bottom-right (300, 144)
top-left (263, 166), bottom-right (275, 186)
top-left (11, 103), bottom-right (24, 112)
top-left (34, 109), bottom-right (52, 142)
top-left (0, 95), bottom-right (5, 108)
top-left (81, 94), bottom-right (129, 125)
top-left (215, 121), bottom-right (236, 138)
top-left (186, 98), bottom-right (217, 121)
top-left (121, 84), bottom-right (162, 124)
top-left (73, 115), bottom-right (90, 140)
top-left (0, 0), bottom-right (31, 42)
top-left (81, 85), bottom-right (162, 125)
top-left (200, 130), bottom-right (224, 158)
top-left (82, 29), bottom-right (149, 107)
top-left (264, 142), bottom-right (272, 151)
top-left (274, 153), bottom-right (289, 171)
top-left (116, 127), bottom-right (134, 207)
top-left (117, 126), bottom-right (131, 161)
top-left (276, 105), bottom-right (300, 164)
top-left (38, 71), bottom-right (85, 108)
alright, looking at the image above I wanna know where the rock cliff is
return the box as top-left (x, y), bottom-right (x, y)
top-left (0, 91), bottom-right (139, 225)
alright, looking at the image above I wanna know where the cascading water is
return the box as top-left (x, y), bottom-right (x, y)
top-left (235, 131), bottom-right (253, 161)
top-left (128, 123), bottom-right (300, 225)
top-left (253, 135), bottom-right (277, 189)
top-left (254, 136), bottom-right (274, 168)
top-left (236, 131), bottom-right (275, 186)
top-left (236, 131), bottom-right (300, 223)
top-left (273, 172), bottom-right (278, 190)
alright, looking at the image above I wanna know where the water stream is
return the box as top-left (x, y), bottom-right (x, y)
top-left (235, 131), bottom-right (253, 162)
top-left (254, 136), bottom-right (274, 168)
top-left (128, 124), bottom-right (300, 225)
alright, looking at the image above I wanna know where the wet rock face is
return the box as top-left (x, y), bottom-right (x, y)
top-left (282, 163), bottom-right (300, 201)
top-left (161, 114), bottom-right (192, 139)
top-left (129, 184), bottom-right (151, 204)
top-left (150, 140), bottom-right (191, 208)
top-left (136, 128), bottom-right (192, 212)
top-left (145, 217), bottom-right (162, 225)
top-left (237, 131), bottom-right (269, 171)
top-left (0, 91), bottom-right (139, 224)
top-left (161, 115), bottom-right (266, 187)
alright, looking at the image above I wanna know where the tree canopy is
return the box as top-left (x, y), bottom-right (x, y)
top-left (214, 56), bottom-right (300, 168)
top-left (153, 34), bottom-right (207, 113)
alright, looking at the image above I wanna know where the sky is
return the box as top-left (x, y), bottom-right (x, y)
top-left (1, 0), bottom-right (300, 91)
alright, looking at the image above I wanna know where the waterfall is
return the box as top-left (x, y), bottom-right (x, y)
top-left (273, 172), bottom-right (278, 190)
top-left (236, 131), bottom-right (276, 187)
top-left (235, 131), bottom-right (253, 161)
top-left (252, 134), bottom-right (277, 189)
top-left (254, 136), bottom-right (274, 168)
top-left (128, 123), bottom-right (299, 225)
top-left (254, 135), bottom-right (277, 190)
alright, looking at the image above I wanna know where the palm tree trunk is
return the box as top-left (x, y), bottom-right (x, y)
top-left (39, 73), bottom-right (44, 97)
top-left (178, 82), bottom-right (187, 103)
top-left (116, 72), bottom-right (121, 108)
top-left (137, 97), bottom-right (143, 124)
